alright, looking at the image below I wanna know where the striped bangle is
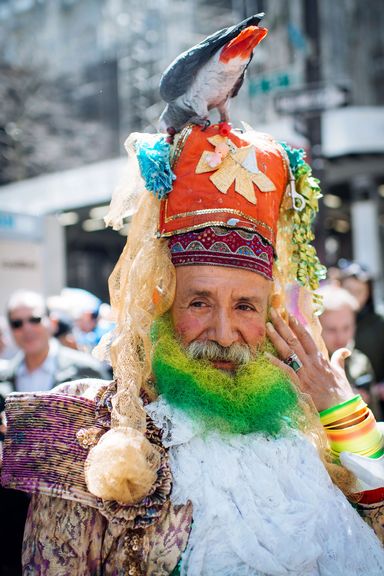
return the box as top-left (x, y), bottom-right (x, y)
top-left (319, 395), bottom-right (384, 460)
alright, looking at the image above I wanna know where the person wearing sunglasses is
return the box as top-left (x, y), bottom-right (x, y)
top-left (0, 290), bottom-right (110, 576)
top-left (0, 290), bottom-right (109, 398)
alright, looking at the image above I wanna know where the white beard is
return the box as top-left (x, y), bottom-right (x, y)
top-left (146, 396), bottom-right (384, 576)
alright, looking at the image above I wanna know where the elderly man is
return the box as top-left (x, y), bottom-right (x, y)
top-left (319, 285), bottom-right (381, 415)
top-left (0, 290), bottom-right (109, 397)
top-left (2, 17), bottom-right (384, 576)
top-left (319, 285), bottom-right (375, 386)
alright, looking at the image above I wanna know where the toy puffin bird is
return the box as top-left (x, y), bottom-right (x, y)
top-left (159, 13), bottom-right (268, 133)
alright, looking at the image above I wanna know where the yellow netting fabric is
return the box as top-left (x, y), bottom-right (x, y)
top-left (88, 136), bottom-right (176, 504)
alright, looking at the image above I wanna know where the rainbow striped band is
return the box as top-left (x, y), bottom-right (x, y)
top-left (320, 395), bottom-right (384, 461)
top-left (319, 395), bottom-right (365, 425)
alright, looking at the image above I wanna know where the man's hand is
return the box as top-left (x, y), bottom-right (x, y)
top-left (265, 309), bottom-right (355, 412)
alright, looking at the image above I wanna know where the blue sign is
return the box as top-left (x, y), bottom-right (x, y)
top-left (0, 211), bottom-right (43, 240)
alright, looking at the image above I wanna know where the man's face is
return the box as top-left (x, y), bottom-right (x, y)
top-left (320, 305), bottom-right (356, 355)
top-left (76, 311), bottom-right (97, 333)
top-left (9, 304), bottom-right (51, 358)
top-left (171, 265), bottom-right (272, 372)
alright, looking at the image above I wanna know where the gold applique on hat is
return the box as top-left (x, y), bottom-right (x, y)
top-left (195, 134), bottom-right (275, 204)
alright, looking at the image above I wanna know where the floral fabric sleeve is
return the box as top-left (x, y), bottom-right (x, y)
top-left (358, 503), bottom-right (384, 544)
top-left (22, 494), bottom-right (106, 575)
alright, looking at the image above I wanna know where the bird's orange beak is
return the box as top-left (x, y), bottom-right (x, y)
top-left (220, 26), bottom-right (268, 63)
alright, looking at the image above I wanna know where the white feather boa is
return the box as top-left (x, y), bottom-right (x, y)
top-left (146, 397), bottom-right (384, 576)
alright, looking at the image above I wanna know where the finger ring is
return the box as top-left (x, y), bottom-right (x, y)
top-left (284, 352), bottom-right (303, 373)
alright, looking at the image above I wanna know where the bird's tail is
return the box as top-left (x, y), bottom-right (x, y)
top-left (219, 26), bottom-right (268, 63)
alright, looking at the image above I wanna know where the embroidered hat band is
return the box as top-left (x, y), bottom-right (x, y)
top-left (168, 226), bottom-right (274, 279)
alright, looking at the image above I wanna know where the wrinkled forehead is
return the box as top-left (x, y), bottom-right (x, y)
top-left (173, 264), bottom-right (272, 299)
top-left (321, 305), bottom-right (356, 324)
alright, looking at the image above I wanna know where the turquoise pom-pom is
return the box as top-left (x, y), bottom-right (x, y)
top-left (279, 141), bottom-right (306, 175)
top-left (136, 137), bottom-right (176, 199)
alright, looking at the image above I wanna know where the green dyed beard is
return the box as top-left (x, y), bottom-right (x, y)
top-left (151, 316), bottom-right (302, 437)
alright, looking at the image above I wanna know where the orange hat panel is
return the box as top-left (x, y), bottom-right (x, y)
top-left (159, 124), bottom-right (288, 246)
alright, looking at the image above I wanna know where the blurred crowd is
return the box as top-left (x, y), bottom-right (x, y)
top-left (1, 262), bottom-right (384, 420)
top-left (1, 263), bottom-right (384, 421)
top-left (0, 260), bottom-right (384, 416)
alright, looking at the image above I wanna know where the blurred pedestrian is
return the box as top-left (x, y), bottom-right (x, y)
top-left (0, 290), bottom-right (109, 398)
top-left (319, 285), bottom-right (382, 419)
top-left (51, 313), bottom-right (79, 350)
top-left (325, 266), bottom-right (342, 286)
top-left (339, 261), bottom-right (384, 383)
top-left (50, 288), bottom-right (114, 354)
top-left (73, 303), bottom-right (114, 353)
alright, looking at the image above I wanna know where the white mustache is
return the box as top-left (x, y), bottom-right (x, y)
top-left (186, 340), bottom-right (257, 365)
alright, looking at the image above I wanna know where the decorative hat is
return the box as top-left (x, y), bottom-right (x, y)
top-left (122, 119), bottom-right (325, 289)
top-left (159, 123), bottom-right (287, 245)
top-left (153, 122), bottom-right (288, 279)
top-left (106, 120), bottom-right (325, 290)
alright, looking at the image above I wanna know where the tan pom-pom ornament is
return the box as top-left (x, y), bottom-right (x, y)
top-left (85, 427), bottom-right (161, 504)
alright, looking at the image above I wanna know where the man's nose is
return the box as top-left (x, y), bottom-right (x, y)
top-left (209, 309), bottom-right (238, 347)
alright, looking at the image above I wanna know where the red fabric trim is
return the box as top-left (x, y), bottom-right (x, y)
top-left (355, 487), bottom-right (384, 505)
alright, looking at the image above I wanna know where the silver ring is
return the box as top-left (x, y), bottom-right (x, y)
top-left (284, 352), bottom-right (303, 373)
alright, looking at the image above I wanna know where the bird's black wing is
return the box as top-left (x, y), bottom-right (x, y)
top-left (159, 13), bottom-right (264, 103)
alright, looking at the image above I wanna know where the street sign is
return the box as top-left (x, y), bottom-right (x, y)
top-left (274, 84), bottom-right (350, 115)
top-left (0, 211), bottom-right (42, 240)
top-left (248, 71), bottom-right (294, 96)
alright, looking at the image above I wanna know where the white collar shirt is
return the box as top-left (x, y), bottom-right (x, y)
top-left (15, 340), bottom-right (58, 393)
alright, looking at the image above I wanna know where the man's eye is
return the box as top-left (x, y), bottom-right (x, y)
top-left (190, 301), bottom-right (207, 308)
top-left (237, 303), bottom-right (255, 311)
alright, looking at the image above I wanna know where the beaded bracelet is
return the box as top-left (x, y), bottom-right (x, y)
top-left (319, 395), bottom-right (384, 461)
